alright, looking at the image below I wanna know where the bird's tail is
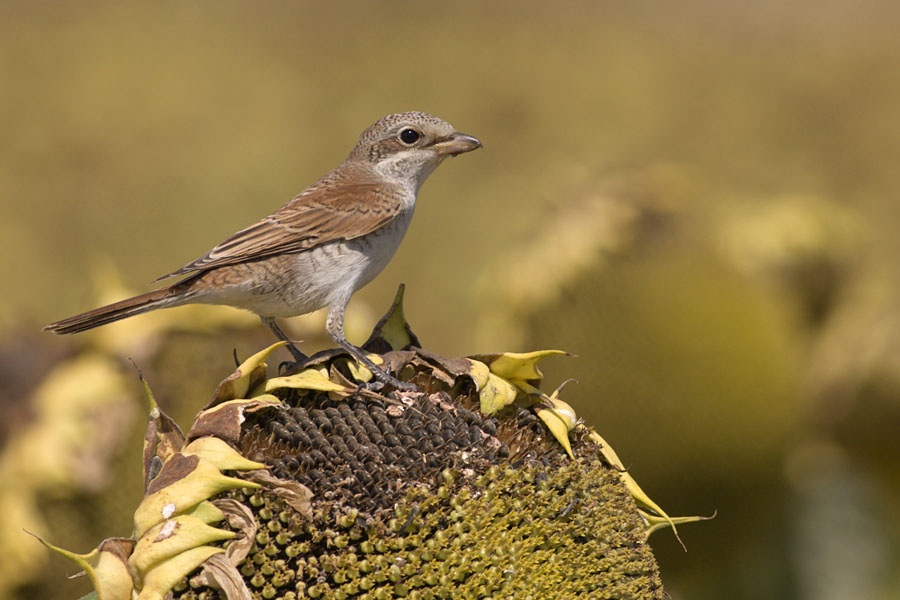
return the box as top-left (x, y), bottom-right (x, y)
top-left (44, 288), bottom-right (185, 334)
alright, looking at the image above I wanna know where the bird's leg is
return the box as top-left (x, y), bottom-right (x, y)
top-left (326, 303), bottom-right (416, 391)
top-left (261, 316), bottom-right (308, 368)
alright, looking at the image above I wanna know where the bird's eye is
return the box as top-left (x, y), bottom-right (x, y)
top-left (399, 128), bottom-right (421, 145)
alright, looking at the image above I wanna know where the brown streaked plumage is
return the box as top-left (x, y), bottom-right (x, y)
top-left (161, 181), bottom-right (405, 278)
top-left (45, 111), bottom-right (482, 390)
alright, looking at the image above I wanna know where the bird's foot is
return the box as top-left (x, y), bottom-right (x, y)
top-left (354, 380), bottom-right (384, 394)
top-left (276, 342), bottom-right (311, 374)
top-left (277, 350), bottom-right (415, 391)
top-left (369, 370), bottom-right (416, 392)
top-left (278, 359), bottom-right (305, 375)
top-left (338, 342), bottom-right (417, 392)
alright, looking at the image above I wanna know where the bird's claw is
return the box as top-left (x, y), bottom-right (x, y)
top-left (278, 359), bottom-right (306, 375)
top-left (388, 378), bottom-right (418, 392)
top-left (355, 380), bottom-right (385, 394)
top-left (360, 372), bottom-right (416, 394)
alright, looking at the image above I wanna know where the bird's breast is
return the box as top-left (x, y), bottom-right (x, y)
top-left (190, 206), bottom-right (416, 319)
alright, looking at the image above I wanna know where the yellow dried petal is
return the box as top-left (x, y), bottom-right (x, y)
top-left (262, 369), bottom-right (354, 395)
top-left (211, 341), bottom-right (286, 404)
top-left (478, 372), bottom-right (519, 415)
top-left (546, 397), bottom-right (578, 431)
top-left (585, 427), bottom-right (687, 549)
top-left (343, 355), bottom-right (377, 383)
top-left (463, 359), bottom-right (491, 391)
top-left (368, 284), bottom-right (416, 350)
top-left (472, 350), bottom-right (568, 383)
top-left (586, 429), bottom-right (625, 471)
top-left (640, 510), bottom-right (713, 539)
top-left (535, 406), bottom-right (575, 459)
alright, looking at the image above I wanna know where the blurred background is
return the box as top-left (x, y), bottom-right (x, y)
top-left (2, 1), bottom-right (899, 598)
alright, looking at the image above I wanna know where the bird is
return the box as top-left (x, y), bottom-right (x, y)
top-left (45, 111), bottom-right (482, 390)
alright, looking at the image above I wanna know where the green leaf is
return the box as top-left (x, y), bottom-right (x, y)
top-left (129, 514), bottom-right (235, 575)
top-left (182, 436), bottom-right (266, 472)
top-left (133, 455), bottom-right (259, 537)
top-left (138, 545), bottom-right (223, 600)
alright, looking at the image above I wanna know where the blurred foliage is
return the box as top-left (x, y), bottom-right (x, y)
top-left (3, 0), bottom-right (900, 599)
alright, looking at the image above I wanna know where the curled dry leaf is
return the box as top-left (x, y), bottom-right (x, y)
top-left (187, 396), bottom-right (283, 445)
top-left (211, 498), bottom-right (258, 565)
top-left (189, 553), bottom-right (252, 600)
top-left (243, 469), bottom-right (314, 521)
top-left (140, 373), bottom-right (185, 492)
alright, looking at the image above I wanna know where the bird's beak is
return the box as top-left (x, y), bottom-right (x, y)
top-left (433, 131), bottom-right (482, 157)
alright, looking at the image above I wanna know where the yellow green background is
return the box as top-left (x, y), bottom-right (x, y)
top-left (2, 1), bottom-right (899, 599)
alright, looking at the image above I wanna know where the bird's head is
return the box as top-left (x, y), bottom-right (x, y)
top-left (349, 111), bottom-right (482, 189)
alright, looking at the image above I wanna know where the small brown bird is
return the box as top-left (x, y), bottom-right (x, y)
top-left (45, 111), bottom-right (482, 389)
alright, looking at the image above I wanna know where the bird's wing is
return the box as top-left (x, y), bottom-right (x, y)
top-left (158, 181), bottom-right (403, 279)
